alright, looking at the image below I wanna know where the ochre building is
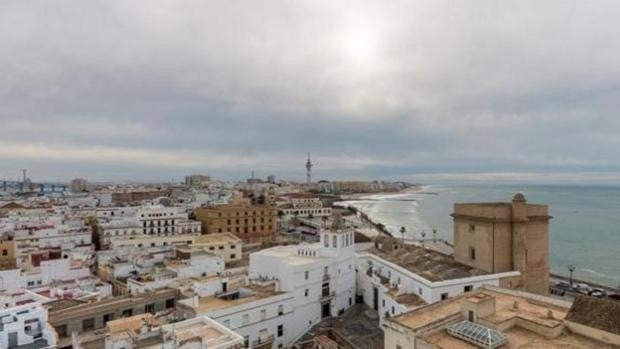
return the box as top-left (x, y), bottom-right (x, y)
top-left (194, 204), bottom-right (277, 242)
top-left (451, 193), bottom-right (551, 294)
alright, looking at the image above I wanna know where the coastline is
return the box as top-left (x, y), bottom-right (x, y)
top-left (338, 184), bottom-right (424, 200)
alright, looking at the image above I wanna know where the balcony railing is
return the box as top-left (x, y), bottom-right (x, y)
top-left (252, 334), bottom-right (275, 347)
top-left (321, 290), bottom-right (335, 300)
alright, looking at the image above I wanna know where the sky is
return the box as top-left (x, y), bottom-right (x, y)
top-left (1, 1), bottom-right (620, 184)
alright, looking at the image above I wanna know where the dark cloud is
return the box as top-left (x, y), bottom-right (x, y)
top-left (1, 1), bottom-right (619, 183)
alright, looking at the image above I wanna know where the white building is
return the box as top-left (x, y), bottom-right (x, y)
top-left (277, 194), bottom-right (332, 219)
top-left (179, 280), bottom-right (294, 349)
top-left (104, 314), bottom-right (243, 349)
top-left (177, 229), bottom-right (356, 349)
top-left (0, 258), bottom-right (92, 292)
top-left (356, 238), bottom-right (521, 322)
top-left (99, 204), bottom-right (201, 248)
top-left (249, 229), bottom-right (357, 344)
top-left (0, 302), bottom-right (58, 349)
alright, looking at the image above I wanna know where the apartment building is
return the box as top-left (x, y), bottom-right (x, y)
top-left (193, 232), bottom-right (243, 263)
top-left (111, 189), bottom-right (172, 205)
top-left (0, 258), bottom-right (92, 292)
top-left (0, 302), bottom-right (58, 349)
top-left (101, 313), bottom-right (243, 349)
top-left (108, 233), bottom-right (199, 250)
top-left (194, 204), bottom-right (277, 242)
top-left (70, 178), bottom-right (88, 193)
top-left (249, 229), bottom-right (358, 344)
top-left (178, 280), bottom-right (294, 349)
top-left (48, 287), bottom-right (179, 348)
top-left (99, 204), bottom-right (201, 248)
top-left (277, 194), bottom-right (332, 219)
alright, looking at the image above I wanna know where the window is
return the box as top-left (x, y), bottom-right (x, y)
top-left (441, 293), bottom-right (449, 300)
top-left (242, 314), bottom-right (249, 325)
top-left (122, 309), bottom-right (133, 317)
top-left (469, 247), bottom-right (476, 260)
top-left (82, 318), bottom-right (95, 331)
top-left (145, 303), bottom-right (155, 314)
top-left (418, 287), bottom-right (423, 295)
top-left (56, 324), bottom-right (68, 337)
top-left (396, 345), bottom-right (402, 349)
top-left (1, 249), bottom-right (7, 256)
top-left (260, 309), bottom-right (267, 320)
top-left (391, 306), bottom-right (395, 315)
top-left (305, 271), bottom-right (309, 280)
top-left (332, 235), bottom-right (337, 248)
top-left (166, 298), bottom-right (175, 308)
top-left (230, 254), bottom-right (236, 259)
top-left (103, 313), bottom-right (114, 322)
top-left (304, 289), bottom-right (309, 297)
top-left (464, 285), bottom-right (473, 292)
top-left (382, 299), bottom-right (386, 308)
top-left (224, 319), bottom-right (231, 328)
top-left (469, 224), bottom-right (476, 232)
top-left (277, 324), bottom-right (284, 337)
top-left (243, 335), bottom-right (249, 348)
top-left (278, 304), bottom-right (284, 315)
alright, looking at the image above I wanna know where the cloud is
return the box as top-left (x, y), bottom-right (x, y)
top-left (1, 0), bottom-right (619, 182)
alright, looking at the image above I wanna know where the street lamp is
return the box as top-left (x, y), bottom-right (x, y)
top-left (568, 264), bottom-right (576, 287)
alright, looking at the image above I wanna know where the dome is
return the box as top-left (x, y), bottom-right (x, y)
top-left (513, 193), bottom-right (526, 202)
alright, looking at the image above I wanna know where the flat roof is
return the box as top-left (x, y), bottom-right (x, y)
top-left (253, 244), bottom-right (328, 266)
top-left (391, 288), bottom-right (569, 332)
top-left (425, 324), bottom-right (615, 349)
top-left (187, 283), bottom-right (282, 313)
top-left (195, 232), bottom-right (241, 244)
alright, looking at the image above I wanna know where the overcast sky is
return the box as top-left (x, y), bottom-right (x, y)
top-left (1, 1), bottom-right (620, 183)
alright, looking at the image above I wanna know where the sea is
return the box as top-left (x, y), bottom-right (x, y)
top-left (338, 184), bottom-right (620, 288)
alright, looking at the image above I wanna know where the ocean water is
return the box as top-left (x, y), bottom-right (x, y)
top-left (340, 184), bottom-right (620, 287)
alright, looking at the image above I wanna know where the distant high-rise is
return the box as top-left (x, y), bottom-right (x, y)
top-left (305, 153), bottom-right (313, 185)
top-left (70, 178), bottom-right (88, 193)
top-left (185, 174), bottom-right (211, 188)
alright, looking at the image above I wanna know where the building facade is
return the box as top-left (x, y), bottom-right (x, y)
top-left (451, 193), bottom-right (551, 294)
top-left (194, 205), bottom-right (277, 242)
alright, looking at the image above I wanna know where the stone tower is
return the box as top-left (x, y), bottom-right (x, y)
top-left (451, 193), bottom-right (551, 294)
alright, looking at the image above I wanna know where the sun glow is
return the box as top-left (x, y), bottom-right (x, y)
top-left (338, 18), bottom-right (383, 71)
top-left (345, 30), bottom-right (377, 61)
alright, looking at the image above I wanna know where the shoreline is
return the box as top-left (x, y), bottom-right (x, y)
top-left (338, 184), bottom-right (425, 201)
top-left (338, 186), bottom-right (620, 290)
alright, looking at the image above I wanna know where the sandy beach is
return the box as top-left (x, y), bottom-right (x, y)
top-left (338, 185), bottom-right (423, 200)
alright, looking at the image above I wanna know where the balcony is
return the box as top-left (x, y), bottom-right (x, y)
top-left (321, 289), bottom-right (335, 301)
top-left (252, 334), bottom-right (275, 349)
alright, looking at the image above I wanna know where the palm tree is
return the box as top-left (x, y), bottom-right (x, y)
top-left (432, 228), bottom-right (437, 243)
top-left (399, 226), bottom-right (406, 243)
top-left (421, 231), bottom-right (427, 247)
